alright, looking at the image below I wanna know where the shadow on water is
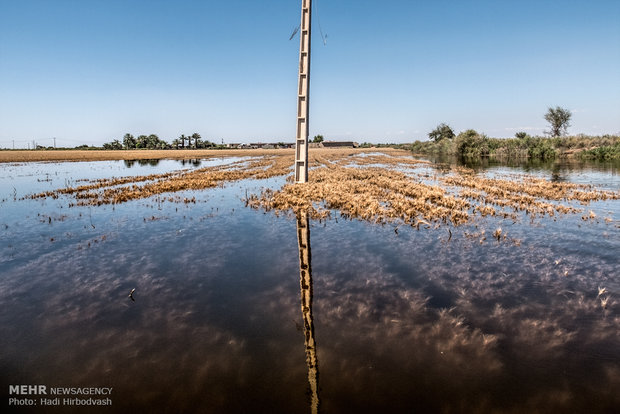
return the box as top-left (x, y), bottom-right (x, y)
top-left (296, 213), bottom-right (320, 414)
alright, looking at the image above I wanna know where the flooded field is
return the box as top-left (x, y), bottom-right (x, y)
top-left (1, 150), bottom-right (619, 413)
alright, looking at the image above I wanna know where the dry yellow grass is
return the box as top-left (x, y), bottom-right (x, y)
top-left (247, 152), bottom-right (619, 227)
top-left (248, 165), bottom-right (471, 225)
top-left (0, 149), bottom-right (293, 163)
top-left (0, 147), bottom-right (408, 163)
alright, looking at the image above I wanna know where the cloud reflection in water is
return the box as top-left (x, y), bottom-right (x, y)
top-left (0, 160), bottom-right (619, 413)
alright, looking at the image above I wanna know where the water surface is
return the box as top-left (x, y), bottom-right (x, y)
top-left (1, 157), bottom-right (619, 413)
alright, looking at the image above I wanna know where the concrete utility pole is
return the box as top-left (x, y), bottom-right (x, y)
top-left (294, 0), bottom-right (312, 183)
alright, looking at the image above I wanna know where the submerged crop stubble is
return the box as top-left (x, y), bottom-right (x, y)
top-left (30, 155), bottom-right (293, 206)
top-left (29, 149), bottom-right (619, 231)
top-left (247, 150), bottom-right (619, 228)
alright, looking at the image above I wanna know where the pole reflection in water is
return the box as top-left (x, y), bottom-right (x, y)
top-left (296, 212), bottom-right (320, 414)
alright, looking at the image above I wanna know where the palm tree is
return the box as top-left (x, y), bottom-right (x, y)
top-left (147, 134), bottom-right (160, 149)
top-left (191, 133), bottom-right (201, 149)
top-left (123, 133), bottom-right (136, 149)
top-left (136, 135), bottom-right (148, 149)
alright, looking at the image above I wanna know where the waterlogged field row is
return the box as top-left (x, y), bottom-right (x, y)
top-left (26, 149), bottom-right (620, 232)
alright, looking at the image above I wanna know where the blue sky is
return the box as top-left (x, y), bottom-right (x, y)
top-left (1, 0), bottom-right (619, 147)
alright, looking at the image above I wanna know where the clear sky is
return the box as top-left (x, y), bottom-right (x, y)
top-left (1, 0), bottom-right (619, 148)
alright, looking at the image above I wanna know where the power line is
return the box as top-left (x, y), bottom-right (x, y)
top-left (314, 0), bottom-right (328, 45)
top-left (289, 24), bottom-right (300, 41)
top-left (289, 0), bottom-right (326, 46)
top-left (0, 137), bottom-right (86, 149)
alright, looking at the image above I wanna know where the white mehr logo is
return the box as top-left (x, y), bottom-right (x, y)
top-left (9, 385), bottom-right (47, 395)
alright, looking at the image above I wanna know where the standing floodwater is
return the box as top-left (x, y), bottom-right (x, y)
top-left (1, 154), bottom-right (619, 413)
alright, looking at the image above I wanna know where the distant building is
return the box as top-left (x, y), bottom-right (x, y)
top-left (249, 142), bottom-right (295, 149)
top-left (322, 141), bottom-right (359, 148)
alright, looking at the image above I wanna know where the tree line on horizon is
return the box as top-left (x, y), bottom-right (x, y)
top-left (428, 107), bottom-right (573, 143)
top-left (16, 106), bottom-right (617, 160)
top-left (102, 133), bottom-right (217, 150)
top-left (413, 107), bottom-right (620, 160)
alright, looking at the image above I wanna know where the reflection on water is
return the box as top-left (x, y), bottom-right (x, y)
top-left (424, 155), bottom-right (620, 189)
top-left (426, 153), bottom-right (620, 172)
top-left (0, 158), bottom-right (619, 413)
top-left (122, 159), bottom-right (204, 168)
top-left (297, 213), bottom-right (319, 414)
top-left (177, 158), bottom-right (203, 167)
top-left (123, 159), bottom-right (161, 168)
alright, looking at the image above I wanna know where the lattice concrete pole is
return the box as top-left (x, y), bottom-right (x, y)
top-left (294, 0), bottom-right (312, 183)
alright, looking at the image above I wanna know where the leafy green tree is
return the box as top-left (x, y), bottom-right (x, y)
top-left (515, 132), bottom-right (528, 139)
top-left (428, 123), bottom-right (455, 142)
top-left (136, 135), bottom-right (149, 149)
top-left (103, 139), bottom-right (123, 150)
top-left (454, 129), bottom-right (489, 158)
top-left (198, 138), bottom-right (216, 148)
top-left (312, 135), bottom-right (324, 143)
top-left (544, 106), bottom-right (572, 137)
top-left (146, 134), bottom-right (161, 149)
top-left (123, 133), bottom-right (136, 149)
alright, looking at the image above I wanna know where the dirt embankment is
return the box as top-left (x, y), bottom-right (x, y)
top-left (0, 147), bottom-right (408, 163)
top-left (0, 149), bottom-right (291, 163)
